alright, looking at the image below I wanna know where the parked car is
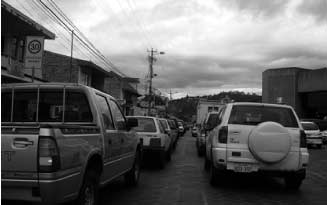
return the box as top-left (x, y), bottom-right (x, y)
top-left (301, 121), bottom-right (323, 149)
top-left (167, 119), bottom-right (179, 148)
top-left (177, 121), bottom-right (185, 136)
top-left (1, 83), bottom-right (142, 205)
top-left (158, 118), bottom-right (177, 152)
top-left (192, 126), bottom-right (199, 137)
top-left (196, 130), bottom-right (206, 157)
top-left (321, 130), bottom-right (327, 144)
top-left (126, 116), bottom-right (171, 168)
top-left (196, 112), bottom-right (220, 157)
top-left (205, 102), bottom-right (309, 189)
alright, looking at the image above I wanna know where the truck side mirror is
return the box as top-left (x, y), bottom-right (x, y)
top-left (205, 123), bottom-right (213, 131)
top-left (127, 118), bottom-right (138, 130)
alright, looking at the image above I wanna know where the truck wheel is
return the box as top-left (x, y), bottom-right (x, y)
top-left (77, 169), bottom-right (99, 205)
top-left (317, 144), bottom-right (322, 149)
top-left (284, 175), bottom-right (303, 190)
top-left (125, 150), bottom-right (141, 186)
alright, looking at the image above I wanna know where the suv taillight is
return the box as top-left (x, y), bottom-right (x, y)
top-left (300, 130), bottom-right (307, 148)
top-left (218, 126), bottom-right (228, 143)
top-left (38, 137), bottom-right (60, 172)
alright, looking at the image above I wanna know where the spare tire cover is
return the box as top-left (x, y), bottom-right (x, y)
top-left (248, 121), bottom-right (291, 164)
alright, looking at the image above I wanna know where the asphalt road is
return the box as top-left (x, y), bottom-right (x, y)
top-left (3, 131), bottom-right (327, 205)
top-left (100, 131), bottom-right (327, 205)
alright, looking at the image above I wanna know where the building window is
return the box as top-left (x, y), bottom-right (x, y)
top-left (10, 37), bottom-right (17, 58)
top-left (1, 36), bottom-right (5, 53)
top-left (79, 69), bottom-right (91, 85)
top-left (17, 39), bottom-right (25, 62)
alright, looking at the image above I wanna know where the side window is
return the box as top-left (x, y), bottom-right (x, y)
top-left (1, 91), bottom-right (12, 122)
top-left (13, 90), bottom-right (37, 122)
top-left (109, 100), bottom-right (127, 130)
top-left (218, 107), bottom-right (226, 125)
top-left (65, 91), bottom-right (93, 122)
top-left (96, 95), bottom-right (114, 130)
top-left (160, 120), bottom-right (168, 130)
top-left (157, 119), bottom-right (165, 133)
top-left (207, 113), bottom-right (219, 128)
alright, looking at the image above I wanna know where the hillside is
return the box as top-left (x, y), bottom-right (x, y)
top-left (167, 91), bottom-right (261, 122)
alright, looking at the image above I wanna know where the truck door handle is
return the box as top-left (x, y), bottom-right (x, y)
top-left (13, 138), bottom-right (34, 148)
top-left (121, 138), bottom-right (124, 143)
top-left (109, 139), bottom-right (112, 145)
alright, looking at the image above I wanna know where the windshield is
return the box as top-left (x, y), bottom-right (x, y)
top-left (130, 117), bottom-right (157, 132)
top-left (228, 105), bottom-right (299, 128)
top-left (1, 88), bottom-right (93, 123)
top-left (302, 122), bottom-right (319, 131)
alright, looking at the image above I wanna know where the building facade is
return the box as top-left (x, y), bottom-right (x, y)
top-left (1, 1), bottom-right (55, 83)
top-left (42, 51), bottom-right (140, 115)
top-left (262, 67), bottom-right (327, 118)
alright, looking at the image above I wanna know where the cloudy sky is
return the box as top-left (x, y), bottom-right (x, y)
top-left (7, 0), bottom-right (327, 98)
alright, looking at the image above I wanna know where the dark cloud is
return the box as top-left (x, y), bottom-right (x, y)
top-left (110, 54), bottom-right (263, 90)
top-left (214, 0), bottom-right (290, 18)
top-left (264, 47), bottom-right (327, 62)
top-left (297, 0), bottom-right (327, 23)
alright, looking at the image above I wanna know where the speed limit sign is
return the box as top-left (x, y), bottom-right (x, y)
top-left (25, 36), bottom-right (44, 69)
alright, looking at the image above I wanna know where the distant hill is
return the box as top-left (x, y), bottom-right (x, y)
top-left (167, 91), bottom-right (261, 122)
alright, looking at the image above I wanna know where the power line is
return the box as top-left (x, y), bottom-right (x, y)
top-left (124, 0), bottom-right (155, 48)
top-left (36, 0), bottom-right (126, 76)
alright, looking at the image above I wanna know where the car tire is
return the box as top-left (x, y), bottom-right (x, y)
top-left (125, 150), bottom-right (141, 186)
top-left (198, 148), bottom-right (204, 157)
top-left (159, 151), bottom-right (166, 169)
top-left (166, 149), bottom-right (172, 162)
top-left (204, 155), bottom-right (210, 171)
top-left (77, 169), bottom-right (99, 205)
top-left (209, 161), bottom-right (218, 186)
top-left (284, 175), bottom-right (303, 190)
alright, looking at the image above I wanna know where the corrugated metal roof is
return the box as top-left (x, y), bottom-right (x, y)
top-left (2, 1), bottom-right (55, 39)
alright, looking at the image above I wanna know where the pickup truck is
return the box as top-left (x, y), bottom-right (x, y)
top-left (1, 83), bottom-right (142, 205)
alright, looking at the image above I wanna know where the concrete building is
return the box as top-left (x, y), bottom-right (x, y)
top-left (42, 51), bottom-right (140, 115)
top-left (1, 1), bottom-right (55, 83)
top-left (262, 67), bottom-right (327, 118)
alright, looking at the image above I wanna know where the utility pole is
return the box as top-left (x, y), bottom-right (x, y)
top-left (147, 48), bottom-right (155, 115)
top-left (147, 49), bottom-right (165, 116)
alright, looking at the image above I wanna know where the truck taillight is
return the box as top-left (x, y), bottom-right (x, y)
top-left (218, 126), bottom-right (228, 143)
top-left (38, 137), bottom-right (60, 172)
top-left (300, 130), bottom-right (307, 148)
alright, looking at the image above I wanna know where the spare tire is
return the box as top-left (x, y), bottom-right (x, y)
top-left (248, 121), bottom-right (291, 164)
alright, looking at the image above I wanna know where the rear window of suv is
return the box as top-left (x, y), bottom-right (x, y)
top-left (228, 105), bottom-right (299, 128)
top-left (130, 117), bottom-right (157, 132)
top-left (1, 88), bottom-right (93, 123)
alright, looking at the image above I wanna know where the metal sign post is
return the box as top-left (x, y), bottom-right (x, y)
top-left (24, 36), bottom-right (44, 82)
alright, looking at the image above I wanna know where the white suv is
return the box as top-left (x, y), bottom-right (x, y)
top-left (204, 102), bottom-right (309, 189)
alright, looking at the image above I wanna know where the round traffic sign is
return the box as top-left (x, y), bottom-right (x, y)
top-left (28, 40), bottom-right (42, 54)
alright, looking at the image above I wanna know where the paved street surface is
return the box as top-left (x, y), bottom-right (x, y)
top-left (4, 131), bottom-right (327, 205)
top-left (100, 131), bottom-right (327, 205)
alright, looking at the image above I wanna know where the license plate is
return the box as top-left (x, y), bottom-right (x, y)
top-left (227, 163), bottom-right (258, 173)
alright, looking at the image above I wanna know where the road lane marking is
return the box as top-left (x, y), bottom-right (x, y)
top-left (309, 171), bottom-right (327, 183)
